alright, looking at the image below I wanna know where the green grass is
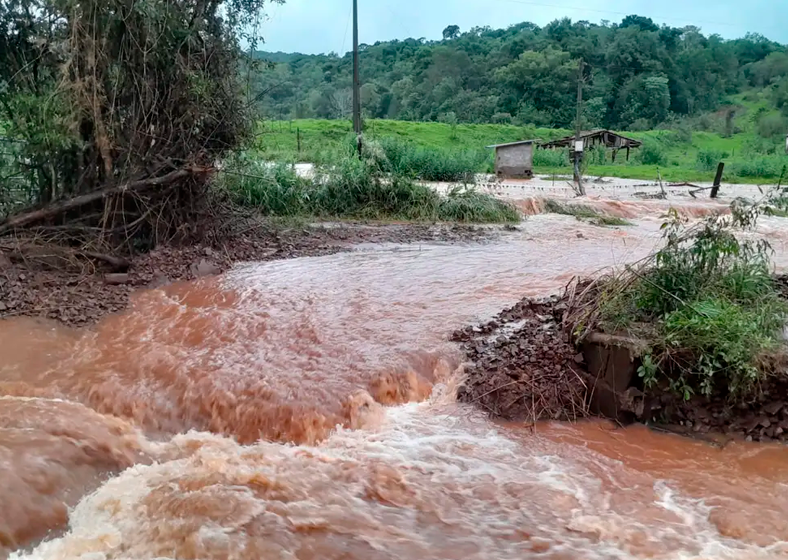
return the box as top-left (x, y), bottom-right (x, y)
top-left (255, 118), bottom-right (788, 184)
top-left (218, 152), bottom-right (520, 223)
top-left (542, 199), bottom-right (632, 227)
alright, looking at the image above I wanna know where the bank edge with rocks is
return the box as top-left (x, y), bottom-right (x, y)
top-left (455, 292), bottom-right (788, 445)
top-left (0, 223), bottom-right (495, 327)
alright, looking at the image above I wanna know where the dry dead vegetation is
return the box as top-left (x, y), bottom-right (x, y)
top-left (0, 0), bottom-right (282, 263)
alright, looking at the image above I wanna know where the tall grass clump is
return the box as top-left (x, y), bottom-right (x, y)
top-left (568, 199), bottom-right (788, 402)
top-left (533, 148), bottom-right (570, 168)
top-left (311, 156), bottom-right (442, 219)
top-left (219, 150), bottom-right (520, 223)
top-left (439, 186), bottom-right (520, 223)
top-left (218, 155), bottom-right (311, 216)
top-left (377, 137), bottom-right (486, 183)
top-left (543, 199), bottom-right (631, 226)
top-left (729, 156), bottom-right (787, 179)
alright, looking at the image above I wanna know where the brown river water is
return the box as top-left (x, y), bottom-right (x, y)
top-left (3, 207), bottom-right (788, 559)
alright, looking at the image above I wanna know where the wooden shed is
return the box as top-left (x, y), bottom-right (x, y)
top-left (487, 140), bottom-right (536, 179)
top-left (541, 130), bottom-right (642, 161)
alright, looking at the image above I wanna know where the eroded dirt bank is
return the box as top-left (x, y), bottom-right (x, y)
top-left (456, 293), bottom-right (788, 445)
top-left (0, 222), bottom-right (494, 327)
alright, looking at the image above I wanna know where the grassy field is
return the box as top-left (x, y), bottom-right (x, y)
top-left (254, 117), bottom-right (788, 184)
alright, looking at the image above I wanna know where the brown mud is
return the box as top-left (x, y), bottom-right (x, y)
top-left (0, 222), bottom-right (494, 327)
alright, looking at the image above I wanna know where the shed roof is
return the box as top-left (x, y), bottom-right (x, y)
top-left (486, 139), bottom-right (537, 149)
top-left (540, 130), bottom-right (642, 149)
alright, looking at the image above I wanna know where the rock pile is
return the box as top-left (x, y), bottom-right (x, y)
top-left (452, 296), bottom-right (588, 422)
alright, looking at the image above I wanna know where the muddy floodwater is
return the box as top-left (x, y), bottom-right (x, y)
top-left (3, 202), bottom-right (788, 559)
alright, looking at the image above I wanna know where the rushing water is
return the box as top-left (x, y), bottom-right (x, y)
top-left (2, 210), bottom-right (788, 559)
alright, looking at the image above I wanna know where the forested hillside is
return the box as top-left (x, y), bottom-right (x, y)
top-left (250, 16), bottom-right (788, 131)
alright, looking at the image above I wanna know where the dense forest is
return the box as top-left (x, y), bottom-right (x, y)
top-left (250, 15), bottom-right (788, 131)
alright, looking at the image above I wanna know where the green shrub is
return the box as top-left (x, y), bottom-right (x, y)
top-left (491, 112), bottom-right (513, 125)
top-left (218, 157), bottom-right (311, 216)
top-left (696, 149), bottom-right (727, 172)
top-left (636, 139), bottom-right (667, 166)
top-left (662, 127), bottom-right (692, 146)
top-left (757, 113), bottom-right (788, 139)
top-left (663, 298), bottom-right (781, 397)
top-left (585, 146), bottom-right (608, 166)
top-left (592, 204), bottom-right (788, 401)
top-left (729, 155), bottom-right (787, 178)
top-left (742, 136), bottom-right (779, 156)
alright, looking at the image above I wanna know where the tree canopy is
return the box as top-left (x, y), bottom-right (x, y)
top-left (250, 16), bottom-right (787, 130)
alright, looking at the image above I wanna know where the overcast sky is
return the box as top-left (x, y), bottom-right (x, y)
top-left (254, 0), bottom-right (787, 54)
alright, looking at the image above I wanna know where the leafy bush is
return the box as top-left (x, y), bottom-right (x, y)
top-left (584, 146), bottom-right (608, 166)
top-left (628, 118), bottom-right (652, 132)
top-left (491, 112), bottom-right (514, 125)
top-left (636, 139), bottom-right (667, 166)
top-left (662, 297), bottom-right (781, 397)
top-left (587, 202), bottom-right (788, 401)
top-left (219, 157), bottom-right (311, 215)
top-left (696, 149), bottom-right (727, 172)
top-left (742, 136), bottom-right (779, 156)
top-left (729, 156), bottom-right (787, 178)
top-left (662, 127), bottom-right (692, 146)
top-left (757, 113), bottom-right (788, 139)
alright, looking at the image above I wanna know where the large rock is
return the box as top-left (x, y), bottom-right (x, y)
top-left (190, 259), bottom-right (222, 278)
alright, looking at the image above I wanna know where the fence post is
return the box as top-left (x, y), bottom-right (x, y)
top-left (710, 162), bottom-right (724, 199)
top-left (297, 128), bottom-right (301, 154)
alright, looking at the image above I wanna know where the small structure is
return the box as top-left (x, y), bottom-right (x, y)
top-left (541, 130), bottom-right (642, 161)
top-left (487, 140), bottom-right (536, 179)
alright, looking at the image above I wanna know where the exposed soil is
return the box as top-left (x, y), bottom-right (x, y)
top-left (452, 296), bottom-right (588, 423)
top-left (0, 222), bottom-right (497, 327)
top-left (456, 293), bottom-right (788, 445)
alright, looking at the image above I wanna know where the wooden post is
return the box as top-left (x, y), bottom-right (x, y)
top-left (573, 59), bottom-right (585, 196)
top-left (352, 0), bottom-right (362, 156)
top-left (710, 162), bottom-right (724, 199)
top-left (297, 128), bottom-right (301, 153)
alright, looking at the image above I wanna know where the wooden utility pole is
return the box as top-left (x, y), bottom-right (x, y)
top-left (352, 0), bottom-right (362, 156)
top-left (573, 59), bottom-right (586, 196)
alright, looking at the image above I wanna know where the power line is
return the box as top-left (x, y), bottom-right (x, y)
top-left (340, 4), bottom-right (353, 54)
top-left (489, 0), bottom-right (739, 29)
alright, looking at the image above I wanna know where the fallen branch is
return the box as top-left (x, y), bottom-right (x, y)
top-left (0, 167), bottom-right (209, 234)
top-left (81, 251), bottom-right (130, 271)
